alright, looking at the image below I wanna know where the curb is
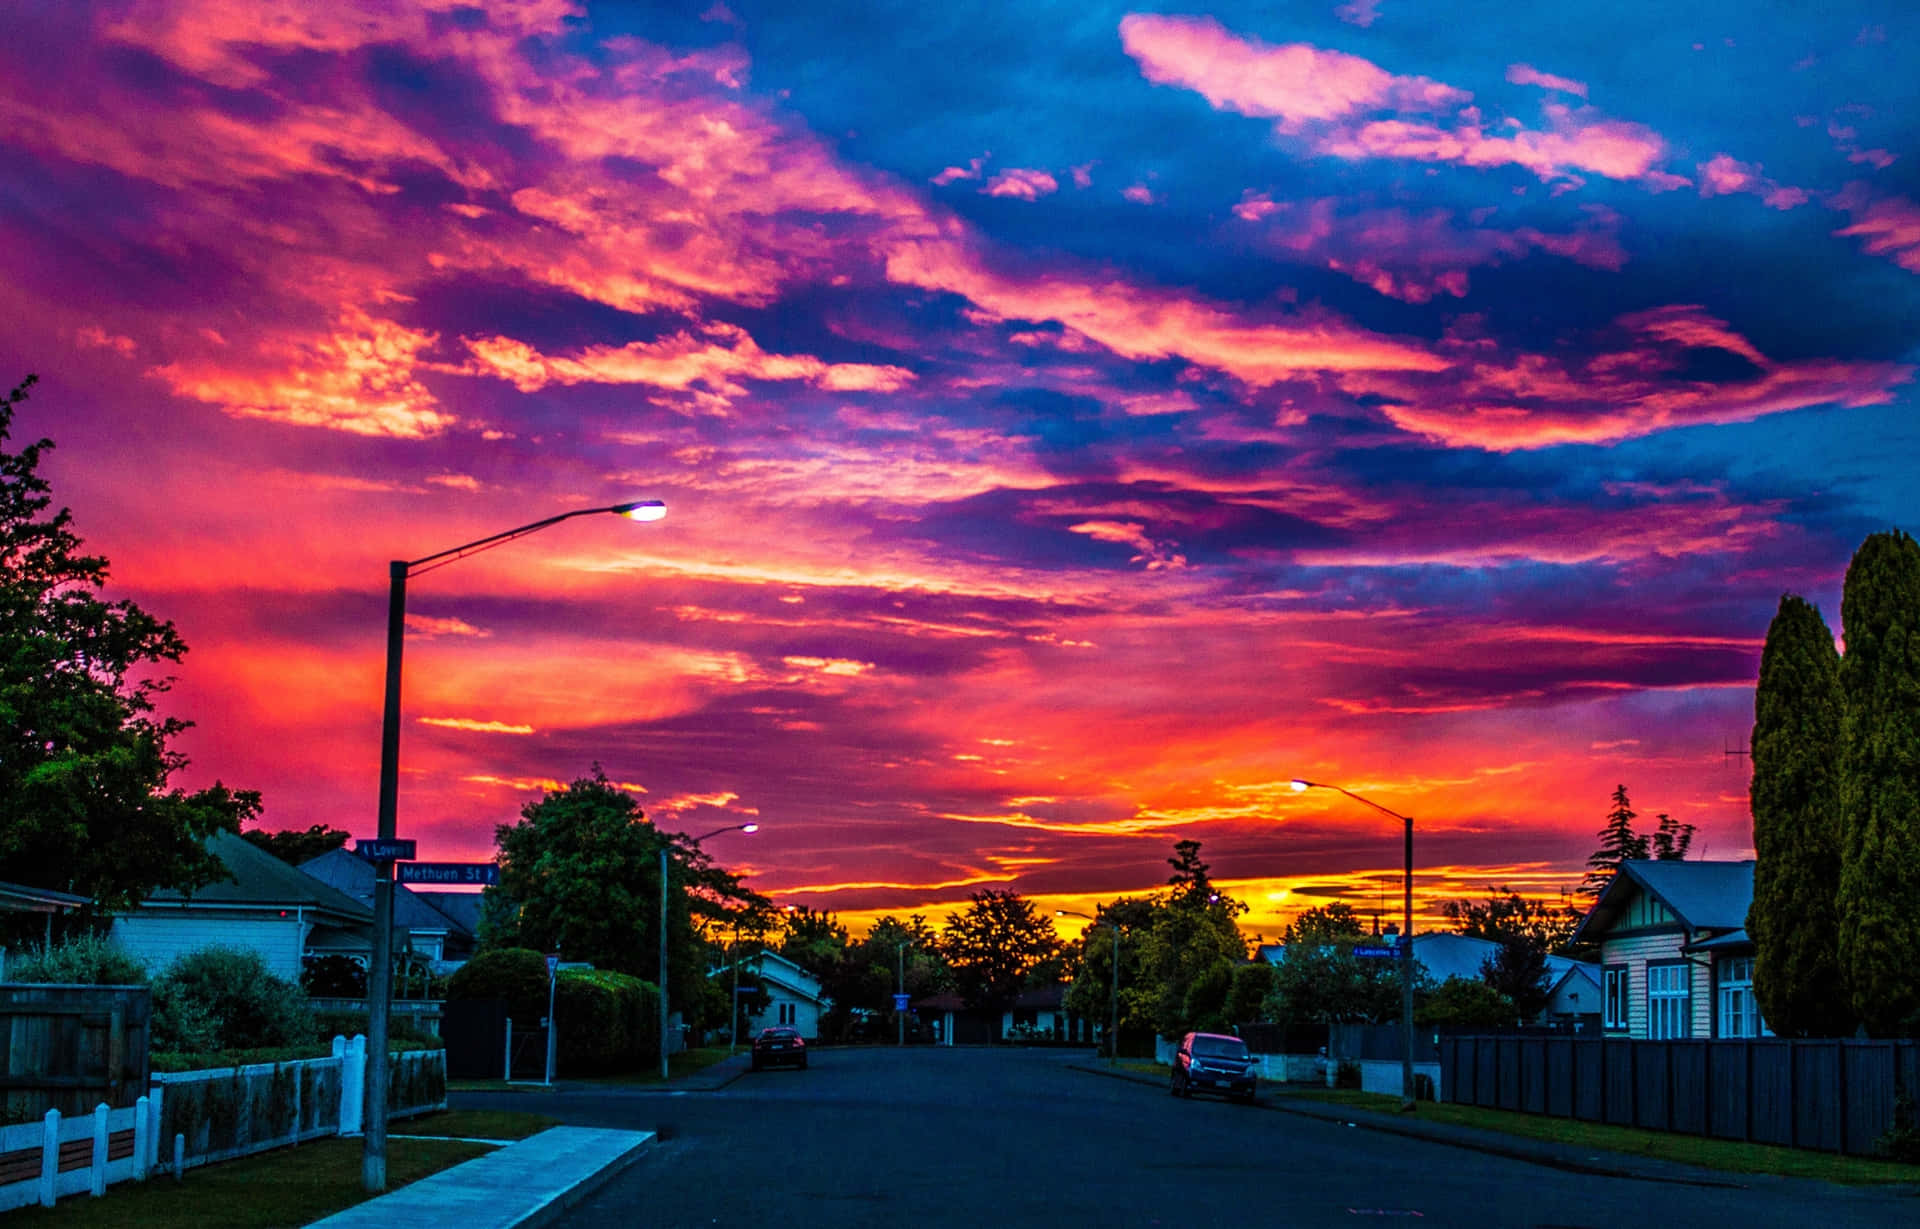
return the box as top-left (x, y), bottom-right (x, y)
top-left (1065, 1062), bottom-right (1749, 1190)
top-left (511, 1131), bottom-right (655, 1229)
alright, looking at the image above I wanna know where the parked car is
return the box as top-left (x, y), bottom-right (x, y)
top-left (1170, 1031), bottom-right (1256, 1103)
top-left (751, 1026), bottom-right (808, 1071)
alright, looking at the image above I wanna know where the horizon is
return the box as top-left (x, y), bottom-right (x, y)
top-left (3, 2), bottom-right (1913, 944)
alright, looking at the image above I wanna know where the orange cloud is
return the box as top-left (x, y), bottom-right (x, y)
top-left (1837, 195), bottom-right (1920, 273)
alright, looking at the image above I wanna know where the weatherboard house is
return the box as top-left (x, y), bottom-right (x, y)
top-left (1571, 860), bottom-right (1766, 1040)
top-left (297, 848), bottom-right (477, 973)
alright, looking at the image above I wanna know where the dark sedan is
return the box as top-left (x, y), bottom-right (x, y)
top-left (751, 1026), bottom-right (808, 1071)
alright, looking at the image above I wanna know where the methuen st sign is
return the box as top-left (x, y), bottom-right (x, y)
top-left (396, 862), bottom-right (500, 885)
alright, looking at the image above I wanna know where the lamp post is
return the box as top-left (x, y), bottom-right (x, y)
top-left (364, 498), bottom-right (664, 1192)
top-left (1291, 778), bottom-right (1417, 1113)
top-left (1057, 909), bottom-right (1119, 1067)
top-left (660, 822), bottom-right (758, 1080)
top-left (728, 915), bottom-right (742, 1056)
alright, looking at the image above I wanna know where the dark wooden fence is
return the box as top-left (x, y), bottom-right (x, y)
top-left (0, 983), bottom-right (151, 1117)
top-left (1439, 1034), bottom-right (1920, 1155)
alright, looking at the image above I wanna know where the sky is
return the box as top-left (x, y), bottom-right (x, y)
top-left (2, 1), bottom-right (1916, 943)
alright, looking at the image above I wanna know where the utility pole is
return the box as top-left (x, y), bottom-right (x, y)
top-left (897, 939), bottom-right (907, 1046)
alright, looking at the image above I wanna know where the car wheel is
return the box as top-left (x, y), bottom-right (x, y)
top-left (798, 1058), bottom-right (808, 1069)
top-left (751, 1059), bottom-right (762, 1071)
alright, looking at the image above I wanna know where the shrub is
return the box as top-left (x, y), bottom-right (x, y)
top-left (1335, 1058), bottom-right (1362, 1089)
top-left (554, 969), bottom-right (658, 1074)
top-left (444, 947), bottom-right (549, 1023)
top-left (310, 1009), bottom-right (439, 1047)
top-left (156, 947), bottom-right (315, 1051)
top-left (5, 934), bottom-right (148, 984)
top-left (301, 954), bottom-right (366, 997)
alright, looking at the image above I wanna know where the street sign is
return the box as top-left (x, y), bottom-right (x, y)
top-left (1353, 945), bottom-right (1399, 959)
top-left (546, 953), bottom-right (560, 979)
top-left (354, 838), bottom-right (417, 862)
top-left (396, 861), bottom-right (500, 885)
top-left (892, 993), bottom-right (911, 1011)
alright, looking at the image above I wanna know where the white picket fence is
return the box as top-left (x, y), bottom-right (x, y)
top-left (0, 1036), bottom-right (447, 1212)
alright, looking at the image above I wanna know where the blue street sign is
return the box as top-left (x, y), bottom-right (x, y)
top-left (892, 993), bottom-right (912, 1011)
top-left (1353, 945), bottom-right (1398, 959)
top-left (396, 861), bottom-right (500, 886)
top-left (355, 838), bottom-right (416, 862)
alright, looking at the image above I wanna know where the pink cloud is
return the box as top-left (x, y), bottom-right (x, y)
top-left (983, 168), bottom-right (1060, 200)
top-left (1232, 190), bottom-right (1280, 221)
top-left (1696, 154), bottom-right (1807, 210)
top-left (1120, 13), bottom-right (1466, 131)
top-left (932, 156), bottom-right (987, 185)
top-left (1836, 196), bottom-right (1920, 273)
top-left (1121, 183), bottom-right (1160, 205)
top-left (1335, 0), bottom-right (1382, 28)
top-left (1505, 64), bottom-right (1589, 99)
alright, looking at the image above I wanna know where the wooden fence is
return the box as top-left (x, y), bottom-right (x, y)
top-left (0, 983), bottom-right (151, 1116)
top-left (1439, 1034), bottom-right (1920, 1155)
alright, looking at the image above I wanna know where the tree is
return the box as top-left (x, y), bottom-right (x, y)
top-left (1748, 594), bottom-right (1851, 1036)
top-left (941, 889), bottom-right (1062, 1011)
top-left (1480, 937), bottom-right (1549, 1021)
top-left (1836, 530), bottom-right (1920, 1036)
top-left (1266, 936), bottom-right (1426, 1029)
top-left (1417, 977), bottom-right (1515, 1031)
top-left (0, 375), bottom-right (258, 942)
top-left (1581, 784), bottom-right (1649, 899)
top-left (486, 769), bottom-right (766, 1026)
top-left (1222, 961), bottom-right (1274, 1027)
top-left (1165, 838), bottom-right (1213, 901)
top-left (1283, 903), bottom-right (1365, 945)
top-left (1441, 887), bottom-right (1583, 956)
top-left (241, 823), bottom-right (352, 866)
top-left (1649, 813), bottom-right (1695, 860)
top-left (1063, 897), bottom-right (1155, 1051)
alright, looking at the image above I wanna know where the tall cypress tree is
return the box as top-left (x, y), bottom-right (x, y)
top-left (1836, 530), bottom-right (1920, 1036)
top-left (1581, 784), bottom-right (1648, 899)
top-left (1748, 595), bottom-right (1850, 1036)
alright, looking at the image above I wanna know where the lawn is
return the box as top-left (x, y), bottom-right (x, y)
top-left (446, 1045), bottom-right (738, 1092)
top-left (1284, 1089), bottom-right (1920, 1186)
top-left (4, 1110), bottom-right (556, 1228)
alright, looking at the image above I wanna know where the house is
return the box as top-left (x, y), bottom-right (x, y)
top-left (1570, 859), bottom-right (1765, 1040)
top-left (730, 950), bottom-right (831, 1040)
top-left (411, 891), bottom-right (485, 965)
top-left (1003, 984), bottom-right (1069, 1040)
top-left (913, 992), bottom-right (1000, 1046)
top-left (108, 831), bottom-right (371, 980)
top-left (297, 849), bottom-right (477, 974)
top-left (1259, 930), bottom-right (1602, 1028)
top-left (0, 880), bottom-right (88, 977)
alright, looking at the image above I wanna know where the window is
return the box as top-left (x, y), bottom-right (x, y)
top-left (1604, 965), bottom-right (1629, 1030)
top-left (1718, 956), bottom-right (1764, 1038)
top-left (778, 1002), bottom-right (796, 1026)
top-left (1648, 963), bottom-right (1691, 1039)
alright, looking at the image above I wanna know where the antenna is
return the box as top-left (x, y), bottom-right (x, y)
top-left (1724, 740), bottom-right (1750, 769)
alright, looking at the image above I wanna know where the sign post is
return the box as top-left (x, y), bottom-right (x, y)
top-left (544, 953), bottom-right (559, 1086)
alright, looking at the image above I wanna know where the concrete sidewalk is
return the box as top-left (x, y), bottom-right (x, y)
top-left (1068, 1060), bottom-right (1764, 1189)
top-left (306, 1127), bottom-right (654, 1229)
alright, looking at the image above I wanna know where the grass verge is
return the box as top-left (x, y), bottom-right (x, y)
top-left (1284, 1089), bottom-right (1920, 1186)
top-left (3, 1109), bottom-right (558, 1228)
top-left (449, 1045), bottom-right (739, 1092)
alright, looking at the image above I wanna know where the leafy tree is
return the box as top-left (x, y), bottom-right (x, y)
top-left (1648, 812), bottom-right (1695, 861)
top-left (486, 769), bottom-right (766, 1026)
top-left (1480, 937), bottom-right (1550, 1021)
top-left (1441, 887), bottom-right (1582, 956)
top-left (941, 889), bottom-right (1062, 1011)
top-left (1283, 903), bottom-right (1365, 945)
top-left (1181, 960), bottom-right (1236, 1033)
top-left (1223, 960), bottom-right (1275, 1028)
top-left (1165, 838), bottom-right (1214, 901)
top-left (241, 823), bottom-right (352, 866)
top-left (0, 375), bottom-right (258, 942)
top-left (1266, 935), bottom-right (1428, 1028)
top-left (1063, 897), bottom-right (1154, 1050)
top-left (1581, 784), bottom-right (1649, 899)
top-left (1417, 977), bottom-right (1515, 1031)
top-left (1748, 594), bottom-right (1851, 1036)
top-left (1836, 530), bottom-right (1920, 1035)
top-left (1138, 878), bottom-right (1248, 1038)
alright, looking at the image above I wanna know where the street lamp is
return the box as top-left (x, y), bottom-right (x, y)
top-left (661, 822), bottom-right (758, 1080)
top-left (1057, 909), bottom-right (1119, 1067)
top-left (364, 498), bottom-right (664, 1192)
top-left (1291, 778), bottom-right (1417, 1113)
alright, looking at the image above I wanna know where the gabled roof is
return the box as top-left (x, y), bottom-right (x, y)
top-left (411, 891), bottom-right (483, 937)
top-left (141, 831), bottom-right (370, 924)
top-left (297, 849), bottom-right (457, 933)
top-left (1547, 961), bottom-right (1602, 998)
top-left (711, 949), bottom-right (829, 1003)
top-left (0, 880), bottom-right (88, 913)
top-left (1572, 859), bottom-right (1754, 945)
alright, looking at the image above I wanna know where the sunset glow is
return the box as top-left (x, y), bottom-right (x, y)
top-left (5, 2), bottom-right (1913, 937)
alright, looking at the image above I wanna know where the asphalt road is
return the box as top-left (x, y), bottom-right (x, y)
top-left (452, 1046), bottom-right (1919, 1228)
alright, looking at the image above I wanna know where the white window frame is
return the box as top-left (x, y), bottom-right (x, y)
top-left (1718, 956), bottom-right (1762, 1038)
top-left (1647, 962), bottom-right (1691, 1039)
top-left (1603, 965), bottom-right (1629, 1030)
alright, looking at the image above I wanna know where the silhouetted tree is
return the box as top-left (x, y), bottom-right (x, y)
top-left (242, 823), bottom-right (352, 866)
top-left (1581, 784), bottom-right (1649, 899)
top-left (941, 889), bottom-right (1062, 1012)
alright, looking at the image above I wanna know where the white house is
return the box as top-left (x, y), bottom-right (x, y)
top-left (109, 831), bottom-right (370, 980)
top-left (729, 950), bottom-right (831, 1040)
top-left (1002, 984), bottom-right (1069, 1039)
top-left (297, 849), bottom-right (476, 974)
top-left (1571, 859), bottom-right (1765, 1040)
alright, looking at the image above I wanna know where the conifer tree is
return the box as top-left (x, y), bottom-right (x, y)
top-left (1836, 530), bottom-right (1920, 1035)
top-left (1748, 594), bottom-right (1850, 1036)
top-left (1581, 784), bottom-right (1647, 898)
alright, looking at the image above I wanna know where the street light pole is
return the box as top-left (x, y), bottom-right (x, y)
top-left (364, 499), bottom-right (664, 1193)
top-left (659, 822), bottom-right (758, 1080)
top-left (1058, 909), bottom-right (1119, 1067)
top-left (728, 916), bottom-right (742, 1056)
top-left (1292, 779), bottom-right (1417, 1113)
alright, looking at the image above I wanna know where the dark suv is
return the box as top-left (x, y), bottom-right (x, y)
top-left (1170, 1031), bottom-right (1257, 1103)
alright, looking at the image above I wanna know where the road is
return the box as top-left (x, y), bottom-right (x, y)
top-left (453, 1046), bottom-right (1919, 1228)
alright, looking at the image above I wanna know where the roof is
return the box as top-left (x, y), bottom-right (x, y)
top-left (1409, 932), bottom-right (1498, 983)
top-left (141, 831), bottom-right (370, 924)
top-left (1547, 961), bottom-right (1603, 997)
top-left (298, 850), bottom-right (459, 933)
top-left (411, 891), bottom-right (483, 936)
top-left (1573, 860), bottom-right (1754, 945)
top-left (1011, 983), bottom-right (1066, 1010)
top-left (1683, 928), bottom-right (1754, 954)
top-left (0, 880), bottom-right (88, 913)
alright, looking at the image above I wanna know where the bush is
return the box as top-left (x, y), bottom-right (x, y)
top-left (444, 947), bottom-right (549, 1023)
top-left (310, 1009), bottom-right (439, 1047)
top-left (5, 934), bottom-right (148, 984)
top-left (1335, 1058), bottom-right (1362, 1089)
top-left (301, 954), bottom-right (366, 997)
top-left (155, 947), bottom-right (315, 1051)
top-left (553, 969), bottom-right (659, 1074)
